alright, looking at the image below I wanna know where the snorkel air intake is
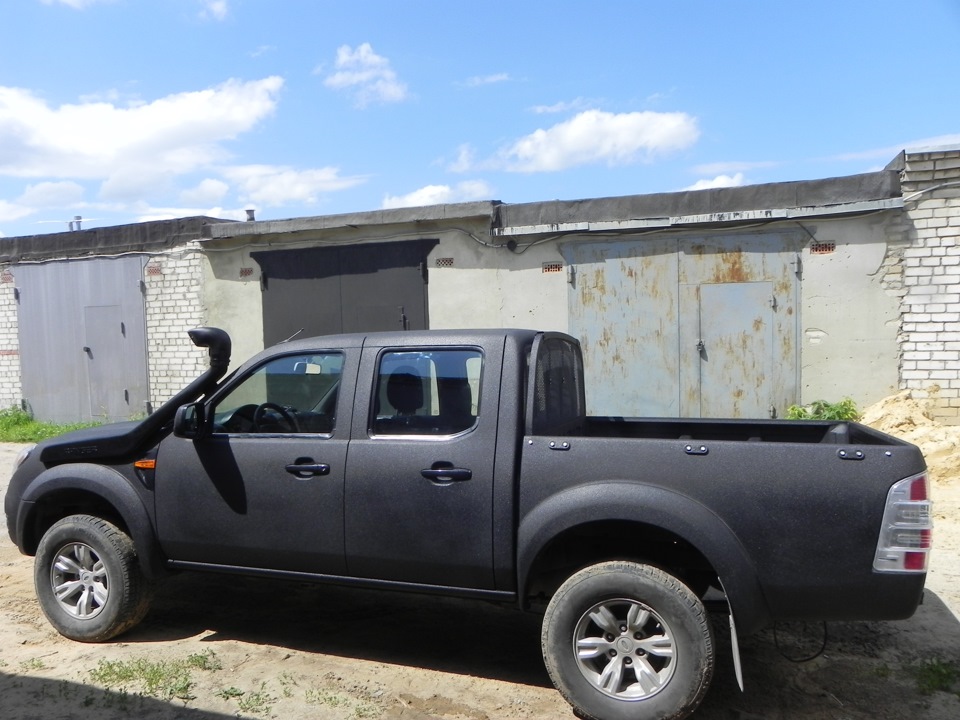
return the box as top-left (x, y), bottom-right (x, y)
top-left (40, 327), bottom-right (232, 464)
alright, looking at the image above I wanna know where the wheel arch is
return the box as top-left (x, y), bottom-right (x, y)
top-left (15, 464), bottom-right (167, 580)
top-left (518, 481), bottom-right (771, 634)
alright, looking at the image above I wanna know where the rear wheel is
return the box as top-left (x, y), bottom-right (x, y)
top-left (542, 561), bottom-right (714, 720)
top-left (34, 514), bottom-right (151, 642)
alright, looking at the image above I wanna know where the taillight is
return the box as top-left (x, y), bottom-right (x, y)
top-left (873, 473), bottom-right (933, 573)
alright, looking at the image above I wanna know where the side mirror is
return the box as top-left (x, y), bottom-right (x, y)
top-left (173, 402), bottom-right (206, 439)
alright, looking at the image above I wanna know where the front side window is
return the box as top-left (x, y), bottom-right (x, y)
top-left (212, 352), bottom-right (343, 434)
top-left (372, 349), bottom-right (482, 436)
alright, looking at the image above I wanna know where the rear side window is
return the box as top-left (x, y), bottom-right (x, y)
top-left (372, 349), bottom-right (482, 436)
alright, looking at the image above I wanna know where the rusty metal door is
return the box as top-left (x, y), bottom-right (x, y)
top-left (683, 282), bottom-right (775, 418)
top-left (564, 232), bottom-right (799, 419)
top-left (564, 238), bottom-right (681, 416)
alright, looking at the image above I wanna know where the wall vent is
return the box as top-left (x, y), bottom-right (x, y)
top-left (810, 242), bottom-right (836, 255)
top-left (145, 263), bottom-right (163, 276)
top-left (239, 267), bottom-right (254, 278)
top-left (542, 262), bottom-right (564, 273)
top-left (436, 257), bottom-right (454, 268)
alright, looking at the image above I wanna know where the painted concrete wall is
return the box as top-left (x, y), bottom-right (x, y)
top-left (799, 214), bottom-right (904, 408)
top-left (199, 219), bottom-right (569, 365)
top-left (426, 229), bottom-right (568, 332)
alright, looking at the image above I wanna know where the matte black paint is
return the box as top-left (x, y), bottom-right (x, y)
top-left (4, 326), bottom-right (928, 640)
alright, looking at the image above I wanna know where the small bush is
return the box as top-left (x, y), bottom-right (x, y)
top-left (0, 407), bottom-right (100, 443)
top-left (786, 398), bottom-right (860, 421)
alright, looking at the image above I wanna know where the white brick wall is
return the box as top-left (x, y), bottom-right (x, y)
top-left (899, 148), bottom-right (960, 422)
top-left (0, 270), bottom-right (22, 409)
top-left (143, 244), bottom-right (207, 410)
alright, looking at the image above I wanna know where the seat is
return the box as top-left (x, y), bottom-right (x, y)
top-left (386, 368), bottom-right (424, 416)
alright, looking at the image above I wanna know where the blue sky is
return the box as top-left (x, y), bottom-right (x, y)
top-left (2, 0), bottom-right (959, 238)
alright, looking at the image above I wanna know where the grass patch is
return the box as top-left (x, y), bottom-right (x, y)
top-left (0, 407), bottom-right (101, 443)
top-left (913, 658), bottom-right (959, 695)
top-left (88, 651), bottom-right (221, 703)
top-left (786, 398), bottom-right (860, 421)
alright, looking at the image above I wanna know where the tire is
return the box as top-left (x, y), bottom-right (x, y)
top-left (542, 561), bottom-right (714, 720)
top-left (34, 514), bottom-right (152, 642)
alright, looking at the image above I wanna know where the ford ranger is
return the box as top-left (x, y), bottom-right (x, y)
top-left (4, 327), bottom-right (932, 720)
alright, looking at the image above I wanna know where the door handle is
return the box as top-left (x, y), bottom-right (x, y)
top-left (420, 464), bottom-right (472, 483)
top-left (285, 460), bottom-right (331, 478)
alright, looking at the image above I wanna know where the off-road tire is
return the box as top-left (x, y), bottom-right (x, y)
top-left (34, 514), bottom-right (152, 642)
top-left (542, 561), bottom-right (714, 720)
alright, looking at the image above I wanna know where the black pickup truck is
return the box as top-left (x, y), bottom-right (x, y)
top-left (4, 327), bottom-right (932, 720)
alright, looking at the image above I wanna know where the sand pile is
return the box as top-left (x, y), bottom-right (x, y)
top-left (861, 390), bottom-right (960, 484)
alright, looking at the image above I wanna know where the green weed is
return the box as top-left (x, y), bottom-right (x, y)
top-left (0, 406), bottom-right (101, 443)
top-left (88, 651), bottom-right (221, 702)
top-left (913, 658), bottom-right (959, 695)
top-left (786, 398), bottom-right (860, 421)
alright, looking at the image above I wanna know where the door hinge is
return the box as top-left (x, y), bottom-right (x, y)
top-left (791, 253), bottom-right (803, 279)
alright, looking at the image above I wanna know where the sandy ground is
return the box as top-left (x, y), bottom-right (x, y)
top-left (1, 394), bottom-right (959, 719)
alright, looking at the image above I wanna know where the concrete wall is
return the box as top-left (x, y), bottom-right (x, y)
top-left (899, 148), bottom-right (960, 422)
top-left (798, 214), bottom-right (905, 407)
top-left (199, 219), bottom-right (570, 362)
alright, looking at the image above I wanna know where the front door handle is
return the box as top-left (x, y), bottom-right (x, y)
top-left (285, 459), bottom-right (331, 478)
top-left (420, 463), bottom-right (472, 483)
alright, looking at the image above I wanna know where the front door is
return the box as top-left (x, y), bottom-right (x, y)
top-left (154, 349), bottom-right (355, 574)
top-left (344, 344), bottom-right (498, 589)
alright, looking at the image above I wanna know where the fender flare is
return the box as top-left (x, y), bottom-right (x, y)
top-left (517, 481), bottom-right (771, 634)
top-left (15, 463), bottom-right (167, 580)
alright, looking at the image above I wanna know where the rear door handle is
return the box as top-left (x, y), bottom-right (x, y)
top-left (285, 459), bottom-right (331, 478)
top-left (420, 464), bottom-right (472, 483)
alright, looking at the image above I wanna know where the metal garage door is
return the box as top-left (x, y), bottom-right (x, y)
top-left (15, 257), bottom-right (149, 423)
top-left (564, 231), bottom-right (800, 419)
top-left (252, 240), bottom-right (437, 347)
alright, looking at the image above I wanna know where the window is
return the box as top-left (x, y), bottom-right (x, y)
top-left (212, 352), bottom-right (343, 434)
top-left (372, 349), bottom-right (482, 436)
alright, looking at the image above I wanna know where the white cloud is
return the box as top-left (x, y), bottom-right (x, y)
top-left (199, 0), bottom-right (228, 21)
top-left (446, 144), bottom-right (476, 173)
top-left (382, 180), bottom-right (493, 209)
top-left (693, 161), bottom-right (776, 175)
top-left (495, 110), bottom-right (700, 173)
top-left (222, 164), bottom-right (366, 206)
top-left (830, 134), bottom-right (960, 163)
top-left (685, 173), bottom-right (746, 191)
top-left (462, 73), bottom-right (510, 87)
top-left (180, 178), bottom-right (229, 206)
top-left (0, 199), bottom-right (34, 223)
top-left (530, 98), bottom-right (590, 114)
top-left (17, 180), bottom-right (85, 207)
top-left (0, 77), bottom-right (284, 187)
top-left (321, 43), bottom-right (408, 107)
top-left (39, 0), bottom-right (109, 8)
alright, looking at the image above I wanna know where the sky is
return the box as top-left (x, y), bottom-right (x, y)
top-left (1, 0), bottom-right (959, 239)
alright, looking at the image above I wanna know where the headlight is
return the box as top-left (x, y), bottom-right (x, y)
top-left (14, 444), bottom-right (35, 471)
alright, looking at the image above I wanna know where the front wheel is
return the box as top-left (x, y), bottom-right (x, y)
top-left (542, 561), bottom-right (714, 720)
top-left (34, 515), bottom-right (152, 642)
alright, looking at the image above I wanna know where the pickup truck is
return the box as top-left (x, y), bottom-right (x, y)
top-left (4, 327), bottom-right (932, 720)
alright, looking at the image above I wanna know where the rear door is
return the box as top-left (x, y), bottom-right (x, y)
top-left (344, 339), bottom-right (501, 589)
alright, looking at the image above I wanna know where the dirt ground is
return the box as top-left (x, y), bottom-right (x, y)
top-left (2, 392), bottom-right (959, 719)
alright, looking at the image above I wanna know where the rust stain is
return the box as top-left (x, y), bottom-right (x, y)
top-left (710, 251), bottom-right (751, 283)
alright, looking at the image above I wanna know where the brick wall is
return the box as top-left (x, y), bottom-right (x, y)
top-left (899, 148), bottom-right (960, 422)
top-left (143, 245), bottom-right (207, 410)
top-left (0, 269), bottom-right (21, 409)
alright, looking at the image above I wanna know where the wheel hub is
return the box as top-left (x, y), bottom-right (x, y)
top-left (573, 598), bottom-right (677, 701)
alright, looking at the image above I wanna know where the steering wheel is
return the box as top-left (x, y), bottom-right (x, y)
top-left (253, 402), bottom-right (300, 432)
